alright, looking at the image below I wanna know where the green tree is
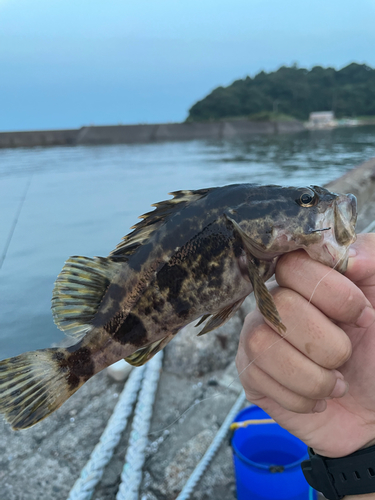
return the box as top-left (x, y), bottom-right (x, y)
top-left (187, 63), bottom-right (375, 121)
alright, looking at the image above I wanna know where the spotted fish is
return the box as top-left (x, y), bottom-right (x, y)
top-left (0, 184), bottom-right (357, 429)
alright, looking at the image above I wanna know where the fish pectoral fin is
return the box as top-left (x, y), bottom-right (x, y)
top-left (125, 337), bottom-right (169, 367)
top-left (52, 256), bottom-right (122, 339)
top-left (224, 214), bottom-right (270, 261)
top-left (247, 257), bottom-right (286, 335)
top-left (197, 299), bottom-right (245, 336)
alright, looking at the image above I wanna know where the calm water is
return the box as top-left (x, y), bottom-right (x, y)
top-left (1, 126), bottom-right (375, 358)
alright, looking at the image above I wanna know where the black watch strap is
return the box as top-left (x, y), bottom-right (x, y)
top-left (301, 445), bottom-right (375, 500)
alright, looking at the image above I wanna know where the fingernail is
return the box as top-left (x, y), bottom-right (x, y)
top-left (356, 306), bottom-right (375, 329)
top-left (329, 378), bottom-right (349, 399)
top-left (312, 400), bottom-right (327, 413)
top-left (348, 247), bottom-right (357, 259)
top-left (334, 370), bottom-right (345, 381)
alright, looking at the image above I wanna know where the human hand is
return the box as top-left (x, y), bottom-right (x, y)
top-left (236, 233), bottom-right (375, 458)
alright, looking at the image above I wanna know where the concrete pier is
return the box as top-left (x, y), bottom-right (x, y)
top-left (0, 119), bottom-right (304, 149)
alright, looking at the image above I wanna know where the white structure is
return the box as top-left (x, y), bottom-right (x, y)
top-left (306, 111), bottom-right (337, 129)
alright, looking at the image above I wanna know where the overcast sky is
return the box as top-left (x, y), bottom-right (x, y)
top-left (1, 0), bottom-right (375, 131)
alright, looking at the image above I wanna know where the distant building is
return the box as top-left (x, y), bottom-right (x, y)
top-left (306, 111), bottom-right (337, 129)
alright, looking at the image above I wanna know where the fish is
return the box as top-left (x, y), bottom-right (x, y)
top-left (0, 184), bottom-right (357, 430)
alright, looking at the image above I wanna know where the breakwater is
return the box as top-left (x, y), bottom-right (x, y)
top-left (0, 119), bottom-right (304, 149)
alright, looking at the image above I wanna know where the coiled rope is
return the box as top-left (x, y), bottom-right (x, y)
top-left (67, 365), bottom-right (145, 500)
top-left (116, 351), bottom-right (163, 500)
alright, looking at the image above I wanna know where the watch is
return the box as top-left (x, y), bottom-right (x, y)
top-left (302, 445), bottom-right (375, 500)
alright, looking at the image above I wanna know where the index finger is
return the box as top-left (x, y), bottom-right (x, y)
top-left (275, 247), bottom-right (375, 329)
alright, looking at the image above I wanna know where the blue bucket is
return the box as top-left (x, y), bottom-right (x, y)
top-left (231, 406), bottom-right (316, 500)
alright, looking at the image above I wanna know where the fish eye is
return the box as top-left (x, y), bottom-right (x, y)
top-left (296, 190), bottom-right (317, 208)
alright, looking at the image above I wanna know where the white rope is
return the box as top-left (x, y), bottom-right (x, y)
top-left (176, 391), bottom-right (246, 500)
top-left (67, 365), bottom-right (145, 500)
top-left (116, 351), bottom-right (163, 500)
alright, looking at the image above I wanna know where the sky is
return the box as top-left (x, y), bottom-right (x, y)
top-left (1, 0), bottom-right (375, 131)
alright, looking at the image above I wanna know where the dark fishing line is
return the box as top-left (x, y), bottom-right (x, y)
top-left (0, 175), bottom-right (32, 271)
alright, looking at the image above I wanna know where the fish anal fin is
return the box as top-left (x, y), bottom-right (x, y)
top-left (247, 258), bottom-right (286, 335)
top-left (52, 256), bottom-right (122, 339)
top-left (197, 299), bottom-right (245, 336)
top-left (125, 336), bottom-right (170, 367)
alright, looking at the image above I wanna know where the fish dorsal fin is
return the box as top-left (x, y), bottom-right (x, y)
top-left (111, 189), bottom-right (210, 257)
top-left (125, 336), bottom-right (170, 366)
top-left (196, 299), bottom-right (245, 336)
top-left (51, 256), bottom-right (122, 338)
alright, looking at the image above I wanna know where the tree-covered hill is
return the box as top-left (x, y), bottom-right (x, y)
top-left (187, 63), bottom-right (375, 122)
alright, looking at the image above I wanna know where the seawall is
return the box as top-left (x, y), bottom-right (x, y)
top-left (0, 119), bottom-right (304, 149)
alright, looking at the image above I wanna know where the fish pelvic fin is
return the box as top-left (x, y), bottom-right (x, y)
top-left (0, 347), bottom-right (87, 430)
top-left (197, 299), bottom-right (245, 336)
top-left (52, 256), bottom-right (122, 339)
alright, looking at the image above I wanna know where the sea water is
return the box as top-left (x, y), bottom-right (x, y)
top-left (0, 126), bottom-right (374, 358)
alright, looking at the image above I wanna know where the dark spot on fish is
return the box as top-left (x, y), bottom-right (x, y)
top-left (173, 297), bottom-right (191, 319)
top-left (129, 242), bottom-right (154, 272)
top-left (157, 262), bottom-right (188, 299)
top-left (152, 295), bottom-right (165, 313)
top-left (52, 351), bottom-right (65, 361)
top-left (113, 313), bottom-right (148, 346)
top-left (56, 347), bottom-right (94, 390)
top-left (67, 373), bottom-right (80, 390)
top-left (233, 238), bottom-right (243, 258)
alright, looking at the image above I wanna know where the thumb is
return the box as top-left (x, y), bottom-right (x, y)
top-left (345, 233), bottom-right (375, 287)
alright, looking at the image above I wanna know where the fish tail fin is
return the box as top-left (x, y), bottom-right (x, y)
top-left (0, 347), bottom-right (84, 430)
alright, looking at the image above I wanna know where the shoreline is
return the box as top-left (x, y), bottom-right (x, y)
top-left (0, 120), bottom-right (305, 149)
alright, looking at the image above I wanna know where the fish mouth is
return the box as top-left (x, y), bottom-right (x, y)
top-left (305, 193), bottom-right (357, 273)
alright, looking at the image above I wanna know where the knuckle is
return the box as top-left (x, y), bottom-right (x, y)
top-left (335, 286), bottom-right (359, 318)
top-left (276, 251), bottom-right (307, 284)
top-left (273, 287), bottom-right (299, 311)
top-left (282, 395), bottom-right (316, 414)
top-left (244, 390), bottom-right (261, 404)
top-left (307, 369), bottom-right (332, 398)
top-left (248, 327), bottom-right (271, 357)
top-left (324, 336), bottom-right (352, 369)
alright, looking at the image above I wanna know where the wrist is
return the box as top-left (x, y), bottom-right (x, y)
top-left (302, 445), bottom-right (375, 500)
top-left (344, 495), bottom-right (375, 499)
